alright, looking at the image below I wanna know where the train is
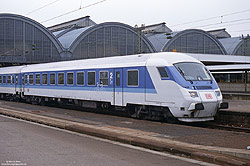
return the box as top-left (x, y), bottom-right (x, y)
top-left (0, 52), bottom-right (228, 123)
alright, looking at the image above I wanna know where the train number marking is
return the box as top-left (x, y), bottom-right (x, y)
top-left (110, 72), bottom-right (113, 85)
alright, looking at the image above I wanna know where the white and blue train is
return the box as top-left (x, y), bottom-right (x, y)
top-left (0, 52), bottom-right (228, 122)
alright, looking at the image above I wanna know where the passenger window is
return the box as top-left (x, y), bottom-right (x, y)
top-left (50, 73), bottom-right (56, 85)
top-left (0, 76), bottom-right (2, 84)
top-left (67, 72), bottom-right (74, 85)
top-left (3, 76), bottom-right (6, 84)
top-left (29, 74), bottom-right (34, 85)
top-left (77, 72), bottom-right (84, 85)
top-left (42, 73), bottom-right (48, 85)
top-left (157, 67), bottom-right (169, 79)
top-left (58, 73), bottom-right (64, 85)
top-left (24, 74), bottom-right (28, 85)
top-left (99, 71), bottom-right (109, 86)
top-left (127, 70), bottom-right (139, 86)
top-left (7, 75), bottom-right (11, 84)
top-left (88, 71), bottom-right (96, 86)
top-left (116, 71), bottom-right (120, 86)
top-left (35, 74), bottom-right (40, 85)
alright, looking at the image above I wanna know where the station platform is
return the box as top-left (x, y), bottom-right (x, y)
top-left (0, 100), bottom-right (249, 166)
top-left (223, 92), bottom-right (250, 102)
top-left (223, 99), bottom-right (250, 113)
top-left (215, 93), bottom-right (250, 128)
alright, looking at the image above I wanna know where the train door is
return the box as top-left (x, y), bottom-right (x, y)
top-left (114, 68), bottom-right (123, 106)
top-left (15, 75), bottom-right (19, 94)
top-left (21, 74), bottom-right (25, 94)
top-left (14, 74), bottom-right (17, 93)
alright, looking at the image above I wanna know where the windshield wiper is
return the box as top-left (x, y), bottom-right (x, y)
top-left (177, 67), bottom-right (193, 84)
top-left (177, 67), bottom-right (185, 76)
top-left (204, 68), bottom-right (213, 84)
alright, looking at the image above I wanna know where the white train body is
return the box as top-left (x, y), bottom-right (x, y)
top-left (0, 66), bottom-right (24, 94)
top-left (0, 52), bottom-right (228, 122)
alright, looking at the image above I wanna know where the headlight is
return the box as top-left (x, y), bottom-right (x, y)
top-left (189, 91), bottom-right (198, 98)
top-left (215, 91), bottom-right (221, 96)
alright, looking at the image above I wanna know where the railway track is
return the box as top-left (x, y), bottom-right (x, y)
top-left (184, 121), bottom-right (250, 133)
top-left (205, 123), bottom-right (250, 133)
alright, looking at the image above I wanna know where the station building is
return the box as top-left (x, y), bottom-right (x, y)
top-left (0, 13), bottom-right (63, 66)
top-left (144, 23), bottom-right (227, 55)
top-left (50, 17), bottom-right (155, 60)
top-left (0, 14), bottom-right (155, 66)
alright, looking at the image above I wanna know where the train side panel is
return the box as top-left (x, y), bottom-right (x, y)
top-left (22, 68), bottom-right (115, 105)
top-left (22, 66), bottom-right (157, 108)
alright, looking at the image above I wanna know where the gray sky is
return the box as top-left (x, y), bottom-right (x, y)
top-left (1, 0), bottom-right (250, 37)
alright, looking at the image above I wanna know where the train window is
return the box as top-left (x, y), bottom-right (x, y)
top-left (174, 62), bottom-right (211, 81)
top-left (7, 75), bottom-right (11, 84)
top-left (157, 67), bottom-right (169, 79)
top-left (42, 73), bottom-right (48, 85)
top-left (127, 70), bottom-right (139, 86)
top-left (99, 71), bottom-right (109, 86)
top-left (3, 76), bottom-right (6, 84)
top-left (58, 73), bottom-right (64, 85)
top-left (67, 72), bottom-right (74, 85)
top-left (29, 74), bottom-right (34, 85)
top-left (116, 71), bottom-right (120, 86)
top-left (77, 72), bottom-right (84, 85)
top-left (35, 74), bottom-right (40, 85)
top-left (88, 71), bottom-right (96, 86)
top-left (0, 76), bottom-right (2, 84)
top-left (50, 73), bottom-right (56, 85)
top-left (24, 74), bottom-right (28, 85)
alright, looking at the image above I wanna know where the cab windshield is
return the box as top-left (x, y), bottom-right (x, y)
top-left (174, 62), bottom-right (211, 81)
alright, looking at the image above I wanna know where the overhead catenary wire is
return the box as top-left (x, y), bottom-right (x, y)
top-left (193, 17), bottom-right (250, 29)
top-left (170, 9), bottom-right (250, 27)
top-left (203, 21), bottom-right (250, 32)
top-left (26, 0), bottom-right (63, 15)
top-left (41, 0), bottom-right (107, 23)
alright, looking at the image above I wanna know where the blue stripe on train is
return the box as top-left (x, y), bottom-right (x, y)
top-left (23, 85), bottom-right (157, 94)
top-left (0, 66), bottom-right (157, 94)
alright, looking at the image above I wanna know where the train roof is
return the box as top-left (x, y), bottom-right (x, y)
top-left (0, 66), bottom-right (26, 74)
top-left (21, 52), bottom-right (200, 73)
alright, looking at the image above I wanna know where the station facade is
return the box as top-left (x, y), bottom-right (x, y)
top-left (0, 14), bottom-right (155, 66)
top-left (0, 14), bottom-right (63, 66)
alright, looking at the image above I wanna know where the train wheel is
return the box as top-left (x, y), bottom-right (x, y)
top-left (165, 116), bottom-right (177, 124)
top-left (127, 105), bottom-right (146, 119)
top-left (101, 103), bottom-right (110, 110)
top-left (164, 109), bottom-right (177, 124)
top-left (127, 105), bottom-right (136, 118)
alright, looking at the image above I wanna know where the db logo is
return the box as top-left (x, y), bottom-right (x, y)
top-left (205, 93), bottom-right (213, 99)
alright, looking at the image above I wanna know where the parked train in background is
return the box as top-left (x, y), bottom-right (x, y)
top-left (0, 52), bottom-right (228, 123)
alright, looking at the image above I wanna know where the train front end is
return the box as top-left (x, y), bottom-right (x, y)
top-left (172, 62), bottom-right (228, 122)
